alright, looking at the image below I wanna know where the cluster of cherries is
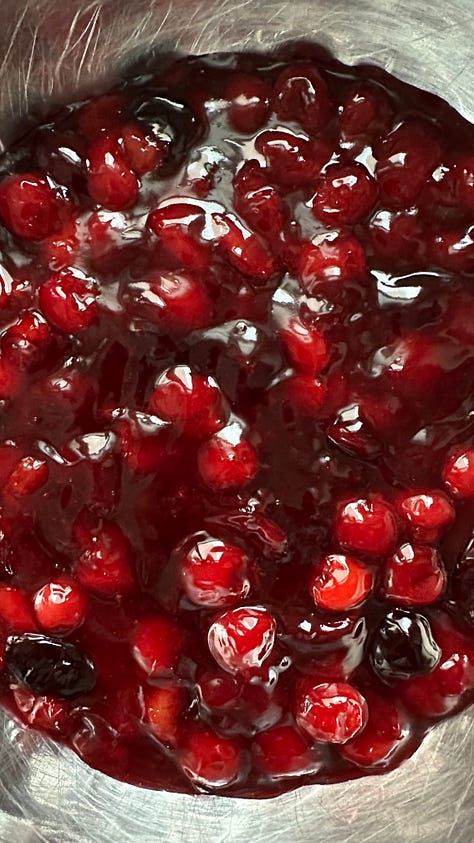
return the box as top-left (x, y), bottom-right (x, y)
top-left (0, 48), bottom-right (472, 797)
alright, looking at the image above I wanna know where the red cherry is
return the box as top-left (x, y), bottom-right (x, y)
top-left (295, 681), bottom-right (368, 744)
top-left (454, 154), bottom-right (474, 212)
top-left (368, 208), bottom-right (425, 264)
top-left (208, 606), bottom-right (276, 675)
top-left (272, 62), bottom-right (332, 134)
top-left (74, 517), bottom-right (134, 597)
top-left (148, 203), bottom-right (211, 270)
top-left (334, 496), bottom-right (397, 556)
top-left (2, 310), bottom-right (51, 372)
top-left (146, 685), bottom-right (185, 744)
top-left (280, 318), bottom-right (330, 375)
top-left (4, 456), bottom-right (49, 498)
top-left (384, 543), bottom-right (447, 605)
top-left (87, 134), bottom-right (139, 210)
top-left (115, 417), bottom-right (171, 475)
top-left (179, 533), bottom-right (251, 608)
top-left (443, 291), bottom-right (474, 346)
top-left (149, 365), bottom-right (227, 438)
top-left (443, 448), bottom-right (474, 499)
top-left (253, 724), bottom-right (319, 779)
top-left (430, 226), bottom-right (474, 273)
top-left (340, 85), bottom-right (393, 139)
top-left (39, 270), bottom-right (98, 333)
top-left (226, 73), bottom-right (271, 133)
top-left (120, 122), bottom-right (164, 175)
top-left (41, 216), bottom-right (80, 269)
top-left (395, 491), bottom-right (455, 543)
top-left (33, 579), bottom-right (87, 634)
top-left (401, 617), bottom-right (474, 716)
top-left (13, 686), bottom-right (70, 735)
top-left (255, 129), bottom-right (332, 189)
top-left (197, 424), bottom-right (258, 490)
top-left (86, 210), bottom-right (139, 273)
top-left (297, 233), bottom-right (366, 294)
top-left (233, 160), bottom-right (285, 241)
top-left (311, 164), bottom-right (378, 225)
top-left (373, 333), bottom-right (464, 399)
top-left (0, 586), bottom-right (37, 632)
top-left (212, 212), bottom-right (276, 280)
top-left (178, 726), bottom-right (245, 789)
top-left (280, 374), bottom-right (327, 416)
top-left (375, 121), bottom-right (441, 207)
top-left (196, 669), bottom-right (240, 710)
top-left (132, 615), bottom-right (183, 677)
top-left (339, 691), bottom-right (410, 768)
top-left (124, 271), bottom-right (213, 334)
top-left (0, 173), bottom-right (71, 241)
top-left (310, 553), bottom-right (374, 612)
top-left (78, 93), bottom-right (126, 139)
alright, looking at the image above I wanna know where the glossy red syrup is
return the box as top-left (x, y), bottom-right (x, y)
top-left (0, 47), bottom-right (473, 797)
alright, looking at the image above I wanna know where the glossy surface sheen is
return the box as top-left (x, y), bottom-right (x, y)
top-left (0, 36), bottom-right (474, 809)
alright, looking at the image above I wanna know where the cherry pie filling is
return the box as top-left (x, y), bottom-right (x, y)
top-left (0, 48), bottom-right (473, 796)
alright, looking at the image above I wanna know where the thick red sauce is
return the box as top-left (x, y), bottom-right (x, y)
top-left (0, 48), bottom-right (473, 796)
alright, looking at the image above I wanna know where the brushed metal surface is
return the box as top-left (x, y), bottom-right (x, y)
top-left (0, 1), bottom-right (473, 840)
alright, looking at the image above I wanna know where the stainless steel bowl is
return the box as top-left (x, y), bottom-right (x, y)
top-left (0, 2), bottom-right (473, 841)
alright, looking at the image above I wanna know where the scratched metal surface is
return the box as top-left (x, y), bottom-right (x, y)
top-left (0, 1), bottom-right (473, 841)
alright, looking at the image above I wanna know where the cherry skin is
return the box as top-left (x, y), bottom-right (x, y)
top-left (0, 586), bottom-right (37, 632)
top-left (197, 424), bottom-right (258, 491)
top-left (311, 164), bottom-right (378, 225)
top-left (147, 203), bottom-right (210, 270)
top-left (339, 691), bottom-right (409, 768)
top-left (375, 121), bottom-right (441, 207)
top-left (124, 271), bottom-right (213, 335)
top-left (78, 93), bottom-right (126, 138)
top-left (371, 608), bottom-right (441, 682)
top-left (383, 543), bottom-right (447, 606)
top-left (178, 726), bottom-right (245, 789)
top-left (119, 122), bottom-right (164, 175)
top-left (280, 318), bottom-right (330, 375)
top-left (310, 553), bottom-right (374, 612)
top-left (4, 457), bottom-right (49, 498)
top-left (400, 617), bottom-right (474, 716)
top-left (87, 134), bottom-right (139, 210)
top-left (178, 533), bottom-right (251, 608)
top-left (212, 212), bottom-right (276, 280)
top-left (226, 73), bottom-right (271, 133)
top-left (443, 448), bottom-right (474, 499)
top-left (272, 62), bottom-right (332, 134)
top-left (233, 160), bottom-right (285, 241)
top-left (334, 496), bottom-right (398, 556)
top-left (0, 173), bottom-right (71, 240)
top-left (297, 232), bottom-right (366, 293)
top-left (1, 310), bottom-right (51, 372)
top-left (13, 686), bottom-right (70, 736)
top-left (73, 516), bottom-right (134, 597)
top-left (33, 579), bottom-right (87, 634)
top-left (208, 606), bottom-right (277, 675)
top-left (255, 129), bottom-right (332, 189)
top-left (395, 490), bottom-right (455, 543)
top-left (253, 724), bottom-right (319, 779)
top-left (39, 271), bottom-right (98, 333)
top-left (295, 681), bottom-right (368, 744)
top-left (368, 208), bottom-right (425, 265)
top-left (146, 685), bottom-right (185, 745)
top-left (148, 365), bottom-right (227, 439)
top-left (131, 616), bottom-right (183, 677)
top-left (279, 374), bottom-right (327, 417)
top-left (340, 84), bottom-right (393, 139)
